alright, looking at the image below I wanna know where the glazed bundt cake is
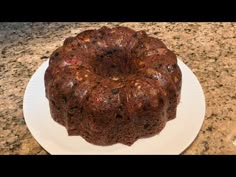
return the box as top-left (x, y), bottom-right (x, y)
top-left (44, 26), bottom-right (182, 146)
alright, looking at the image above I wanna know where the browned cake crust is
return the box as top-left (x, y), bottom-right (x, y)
top-left (44, 26), bottom-right (182, 146)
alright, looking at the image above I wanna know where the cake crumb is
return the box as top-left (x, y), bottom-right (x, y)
top-left (112, 77), bottom-right (119, 81)
top-left (174, 76), bottom-right (178, 83)
top-left (83, 38), bottom-right (90, 42)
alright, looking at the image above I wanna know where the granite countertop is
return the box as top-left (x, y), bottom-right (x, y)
top-left (0, 22), bottom-right (236, 155)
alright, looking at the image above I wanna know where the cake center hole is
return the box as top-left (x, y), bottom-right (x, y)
top-left (92, 48), bottom-right (137, 77)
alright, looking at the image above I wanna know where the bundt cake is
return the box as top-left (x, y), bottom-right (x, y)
top-left (44, 26), bottom-right (182, 146)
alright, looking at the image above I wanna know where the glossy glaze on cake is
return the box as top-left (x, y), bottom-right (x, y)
top-left (44, 26), bottom-right (182, 146)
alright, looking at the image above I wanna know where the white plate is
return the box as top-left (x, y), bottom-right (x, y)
top-left (23, 58), bottom-right (205, 155)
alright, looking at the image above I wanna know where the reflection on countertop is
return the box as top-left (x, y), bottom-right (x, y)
top-left (0, 22), bottom-right (236, 154)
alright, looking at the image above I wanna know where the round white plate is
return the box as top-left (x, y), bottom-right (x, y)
top-left (23, 58), bottom-right (205, 155)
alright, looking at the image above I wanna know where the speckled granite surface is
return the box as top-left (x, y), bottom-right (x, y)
top-left (0, 22), bottom-right (236, 155)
